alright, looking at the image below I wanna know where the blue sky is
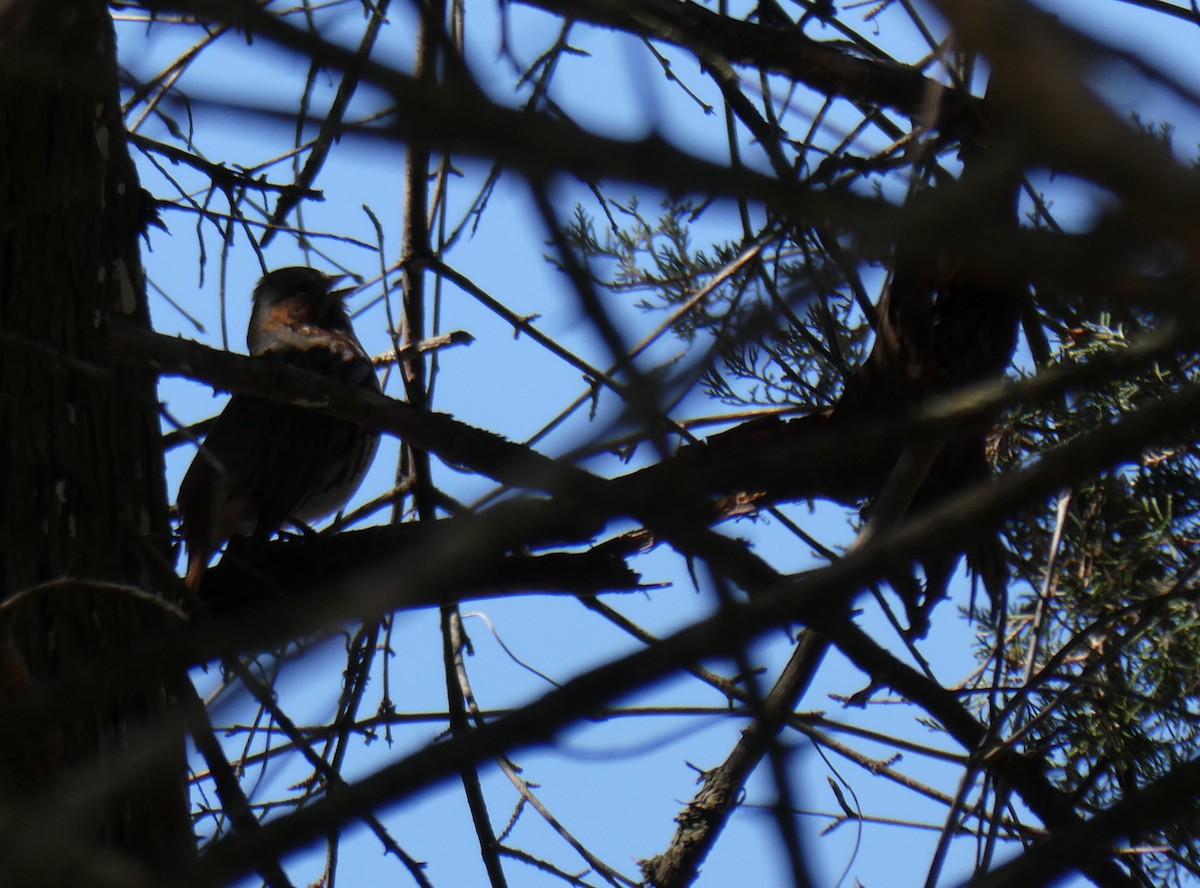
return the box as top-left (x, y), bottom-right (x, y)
top-left (112, 1), bottom-right (1200, 885)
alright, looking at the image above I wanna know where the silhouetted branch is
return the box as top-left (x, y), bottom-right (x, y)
top-left (515, 0), bottom-right (979, 129)
top-left (200, 526), bottom-right (657, 620)
top-left (640, 631), bottom-right (829, 888)
top-left (965, 754), bottom-right (1200, 888)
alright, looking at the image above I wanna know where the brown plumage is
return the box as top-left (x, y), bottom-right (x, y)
top-left (177, 267), bottom-right (381, 590)
top-left (837, 175), bottom-right (1024, 636)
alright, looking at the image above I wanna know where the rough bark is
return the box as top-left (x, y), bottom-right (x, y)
top-left (0, 1), bottom-right (194, 879)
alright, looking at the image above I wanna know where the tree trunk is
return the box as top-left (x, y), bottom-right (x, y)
top-left (0, 1), bottom-right (194, 880)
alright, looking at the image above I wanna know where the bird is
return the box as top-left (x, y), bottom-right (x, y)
top-left (177, 267), bottom-right (381, 591)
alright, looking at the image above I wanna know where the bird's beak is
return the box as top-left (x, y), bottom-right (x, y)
top-left (325, 274), bottom-right (356, 301)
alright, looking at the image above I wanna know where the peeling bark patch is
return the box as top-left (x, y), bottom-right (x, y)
top-left (115, 260), bottom-right (135, 315)
top-left (94, 112), bottom-right (109, 161)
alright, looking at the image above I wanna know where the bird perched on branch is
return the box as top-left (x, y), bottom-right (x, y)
top-left (836, 161), bottom-right (1024, 637)
top-left (177, 267), bottom-right (381, 591)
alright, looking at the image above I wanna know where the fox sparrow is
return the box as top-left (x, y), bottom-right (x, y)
top-left (177, 267), bottom-right (381, 590)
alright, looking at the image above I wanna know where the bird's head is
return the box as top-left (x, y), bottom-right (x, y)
top-left (247, 267), bottom-right (357, 354)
